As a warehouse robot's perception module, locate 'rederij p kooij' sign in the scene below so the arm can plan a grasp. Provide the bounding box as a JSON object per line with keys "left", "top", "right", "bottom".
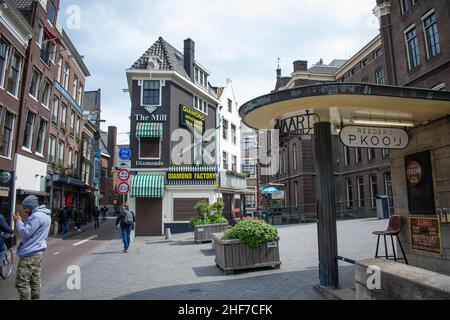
{"left": 339, "top": 125, "right": 409, "bottom": 149}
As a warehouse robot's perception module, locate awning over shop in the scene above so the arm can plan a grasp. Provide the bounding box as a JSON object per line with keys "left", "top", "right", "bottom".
{"left": 136, "top": 123, "right": 163, "bottom": 138}
{"left": 131, "top": 174, "right": 165, "bottom": 198}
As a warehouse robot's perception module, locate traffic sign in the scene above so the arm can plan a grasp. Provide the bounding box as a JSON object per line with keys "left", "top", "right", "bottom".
{"left": 118, "top": 169, "right": 131, "bottom": 182}
{"left": 119, "top": 148, "right": 132, "bottom": 161}
{"left": 117, "top": 182, "right": 130, "bottom": 195}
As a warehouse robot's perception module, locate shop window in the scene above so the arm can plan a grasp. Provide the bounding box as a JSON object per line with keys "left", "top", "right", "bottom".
{"left": 139, "top": 137, "right": 161, "bottom": 159}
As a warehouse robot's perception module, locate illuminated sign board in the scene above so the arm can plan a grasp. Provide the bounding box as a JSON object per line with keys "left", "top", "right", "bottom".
{"left": 180, "top": 105, "right": 205, "bottom": 134}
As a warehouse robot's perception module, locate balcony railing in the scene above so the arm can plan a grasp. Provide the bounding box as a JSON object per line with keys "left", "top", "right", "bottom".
{"left": 220, "top": 170, "right": 247, "bottom": 190}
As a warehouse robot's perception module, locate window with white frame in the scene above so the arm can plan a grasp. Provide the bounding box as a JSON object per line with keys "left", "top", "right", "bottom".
{"left": 30, "top": 68, "right": 42, "bottom": 99}
{"left": 195, "top": 67, "right": 208, "bottom": 88}
{"left": 76, "top": 116, "right": 80, "bottom": 137}
{"left": 344, "top": 146, "right": 350, "bottom": 166}
{"left": 23, "top": 110, "right": 36, "bottom": 150}
{"left": 78, "top": 84, "right": 83, "bottom": 105}
{"left": 368, "top": 148, "right": 375, "bottom": 161}
{"left": 293, "top": 143, "right": 298, "bottom": 171}
{"left": 0, "top": 39, "right": 9, "bottom": 88}
{"left": 36, "top": 118, "right": 47, "bottom": 155}
{"left": 400, "top": 0, "right": 408, "bottom": 15}
{"left": 228, "top": 99, "right": 233, "bottom": 113}
{"left": 58, "top": 140, "right": 64, "bottom": 163}
{"left": 56, "top": 57, "right": 62, "bottom": 83}
{"left": 223, "top": 119, "right": 229, "bottom": 140}
{"left": 357, "top": 177, "right": 365, "bottom": 208}
{"left": 370, "top": 174, "right": 378, "bottom": 208}
{"left": 47, "top": 1, "right": 56, "bottom": 24}
{"left": 346, "top": 179, "right": 353, "bottom": 208}
{"left": 60, "top": 102, "right": 67, "bottom": 129}
{"left": 294, "top": 181, "right": 299, "bottom": 207}
{"left": 40, "top": 32, "right": 56, "bottom": 65}
{"left": 376, "top": 68, "right": 385, "bottom": 85}
{"left": 142, "top": 80, "right": 160, "bottom": 106}
{"left": 51, "top": 96, "right": 59, "bottom": 125}
{"left": 68, "top": 148, "right": 73, "bottom": 169}
{"left": 48, "top": 135, "right": 56, "bottom": 162}
{"left": 35, "top": 23, "right": 44, "bottom": 47}
{"left": 63, "top": 62, "right": 70, "bottom": 90}
{"left": 231, "top": 124, "right": 237, "bottom": 144}
{"left": 374, "top": 47, "right": 382, "bottom": 59}
{"left": 194, "top": 95, "right": 208, "bottom": 114}
{"left": 231, "top": 155, "right": 237, "bottom": 171}
{"left": 223, "top": 151, "right": 229, "bottom": 170}
{"left": 242, "top": 159, "right": 256, "bottom": 177}
{"left": 73, "top": 76, "right": 78, "bottom": 99}
{"left": 422, "top": 11, "right": 441, "bottom": 59}
{"left": 70, "top": 111, "right": 75, "bottom": 135}
{"left": 0, "top": 109, "right": 15, "bottom": 158}
{"left": 384, "top": 172, "right": 394, "bottom": 208}
{"left": 405, "top": 26, "right": 421, "bottom": 70}
{"left": 41, "top": 79, "right": 52, "bottom": 107}
{"left": 7, "top": 51, "right": 22, "bottom": 97}
{"left": 355, "top": 148, "right": 362, "bottom": 163}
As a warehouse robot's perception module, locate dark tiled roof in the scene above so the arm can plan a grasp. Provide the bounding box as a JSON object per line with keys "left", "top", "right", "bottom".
{"left": 9, "top": 0, "right": 33, "bottom": 10}
{"left": 130, "top": 37, "right": 189, "bottom": 79}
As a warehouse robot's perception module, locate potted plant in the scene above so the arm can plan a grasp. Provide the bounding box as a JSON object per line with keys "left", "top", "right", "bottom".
{"left": 214, "top": 219, "right": 281, "bottom": 275}
{"left": 190, "top": 200, "right": 229, "bottom": 243}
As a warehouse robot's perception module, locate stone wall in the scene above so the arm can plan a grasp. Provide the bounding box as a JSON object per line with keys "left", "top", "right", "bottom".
{"left": 390, "top": 116, "right": 450, "bottom": 275}
{"left": 356, "top": 259, "right": 450, "bottom": 300}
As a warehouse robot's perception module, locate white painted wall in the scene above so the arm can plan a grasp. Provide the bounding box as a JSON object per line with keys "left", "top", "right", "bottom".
{"left": 14, "top": 153, "right": 48, "bottom": 194}
{"left": 217, "top": 80, "right": 242, "bottom": 173}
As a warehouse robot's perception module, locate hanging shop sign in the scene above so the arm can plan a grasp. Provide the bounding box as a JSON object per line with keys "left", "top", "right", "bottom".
{"left": 406, "top": 151, "right": 435, "bottom": 215}
{"left": 410, "top": 217, "right": 442, "bottom": 255}
{"left": 179, "top": 105, "right": 205, "bottom": 134}
{"left": 339, "top": 126, "right": 409, "bottom": 149}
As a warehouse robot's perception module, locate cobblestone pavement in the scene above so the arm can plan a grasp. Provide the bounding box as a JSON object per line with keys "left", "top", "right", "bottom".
{"left": 40, "top": 218, "right": 388, "bottom": 300}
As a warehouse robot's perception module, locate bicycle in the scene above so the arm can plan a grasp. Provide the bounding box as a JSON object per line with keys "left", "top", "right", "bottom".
{"left": 0, "top": 233, "right": 14, "bottom": 280}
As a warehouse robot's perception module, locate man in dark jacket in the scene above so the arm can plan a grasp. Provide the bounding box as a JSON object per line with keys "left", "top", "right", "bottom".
{"left": 115, "top": 204, "right": 135, "bottom": 253}
{"left": 62, "top": 206, "right": 71, "bottom": 237}
{"left": 93, "top": 207, "right": 100, "bottom": 229}
{"left": 0, "top": 213, "right": 14, "bottom": 274}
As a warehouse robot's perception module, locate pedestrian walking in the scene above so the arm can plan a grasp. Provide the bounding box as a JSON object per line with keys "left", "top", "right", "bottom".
{"left": 13, "top": 195, "right": 51, "bottom": 300}
{"left": 62, "top": 206, "right": 71, "bottom": 237}
{"left": 0, "top": 213, "right": 14, "bottom": 276}
{"left": 73, "top": 208, "right": 82, "bottom": 232}
{"left": 101, "top": 205, "right": 108, "bottom": 222}
{"left": 115, "top": 204, "right": 135, "bottom": 253}
{"left": 93, "top": 207, "right": 100, "bottom": 229}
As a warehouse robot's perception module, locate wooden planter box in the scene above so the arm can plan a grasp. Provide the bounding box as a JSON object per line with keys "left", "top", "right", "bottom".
{"left": 213, "top": 235, "right": 281, "bottom": 275}
{"left": 194, "top": 223, "right": 229, "bottom": 243}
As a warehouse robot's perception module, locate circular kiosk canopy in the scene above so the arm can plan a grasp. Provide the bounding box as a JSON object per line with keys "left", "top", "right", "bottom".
{"left": 239, "top": 83, "right": 450, "bottom": 131}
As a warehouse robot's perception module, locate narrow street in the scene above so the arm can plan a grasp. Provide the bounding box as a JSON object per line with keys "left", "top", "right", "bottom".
{"left": 2, "top": 218, "right": 388, "bottom": 300}
{"left": 0, "top": 218, "right": 118, "bottom": 300}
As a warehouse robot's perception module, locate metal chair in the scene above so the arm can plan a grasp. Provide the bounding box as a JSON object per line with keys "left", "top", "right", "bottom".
{"left": 373, "top": 215, "right": 409, "bottom": 265}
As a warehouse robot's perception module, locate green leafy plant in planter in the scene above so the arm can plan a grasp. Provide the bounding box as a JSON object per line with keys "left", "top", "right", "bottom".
{"left": 224, "top": 219, "right": 279, "bottom": 248}
{"left": 189, "top": 200, "right": 228, "bottom": 229}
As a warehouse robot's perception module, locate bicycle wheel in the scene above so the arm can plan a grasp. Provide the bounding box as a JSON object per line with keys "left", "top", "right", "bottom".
{"left": 0, "top": 249, "right": 13, "bottom": 280}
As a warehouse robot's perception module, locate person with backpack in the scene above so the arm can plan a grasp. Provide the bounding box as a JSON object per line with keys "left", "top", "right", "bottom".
{"left": 115, "top": 204, "right": 135, "bottom": 253}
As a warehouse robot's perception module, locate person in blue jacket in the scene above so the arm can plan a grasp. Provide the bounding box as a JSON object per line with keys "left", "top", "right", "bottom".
{"left": 13, "top": 195, "right": 51, "bottom": 300}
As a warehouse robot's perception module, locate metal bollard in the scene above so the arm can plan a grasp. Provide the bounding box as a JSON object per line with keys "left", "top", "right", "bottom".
{"left": 165, "top": 228, "right": 172, "bottom": 240}
{"left": 53, "top": 221, "right": 59, "bottom": 237}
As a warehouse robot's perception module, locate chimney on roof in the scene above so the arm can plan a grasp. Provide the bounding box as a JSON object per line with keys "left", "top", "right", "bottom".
{"left": 293, "top": 60, "right": 308, "bottom": 72}
{"left": 184, "top": 38, "right": 195, "bottom": 80}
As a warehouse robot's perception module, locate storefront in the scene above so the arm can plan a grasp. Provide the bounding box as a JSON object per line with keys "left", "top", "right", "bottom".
{"left": 240, "top": 83, "right": 450, "bottom": 288}
{"left": 129, "top": 166, "right": 219, "bottom": 236}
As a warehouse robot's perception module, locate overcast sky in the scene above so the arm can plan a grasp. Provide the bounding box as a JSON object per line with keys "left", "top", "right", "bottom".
{"left": 59, "top": 0, "right": 380, "bottom": 144}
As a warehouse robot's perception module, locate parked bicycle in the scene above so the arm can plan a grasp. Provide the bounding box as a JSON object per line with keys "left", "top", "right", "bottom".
{"left": 0, "top": 233, "right": 13, "bottom": 280}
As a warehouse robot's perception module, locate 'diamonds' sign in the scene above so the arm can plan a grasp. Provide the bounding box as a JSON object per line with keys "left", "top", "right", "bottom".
{"left": 340, "top": 126, "right": 409, "bottom": 149}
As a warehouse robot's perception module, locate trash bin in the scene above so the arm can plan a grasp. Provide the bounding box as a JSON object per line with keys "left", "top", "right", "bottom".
{"left": 376, "top": 196, "right": 390, "bottom": 219}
